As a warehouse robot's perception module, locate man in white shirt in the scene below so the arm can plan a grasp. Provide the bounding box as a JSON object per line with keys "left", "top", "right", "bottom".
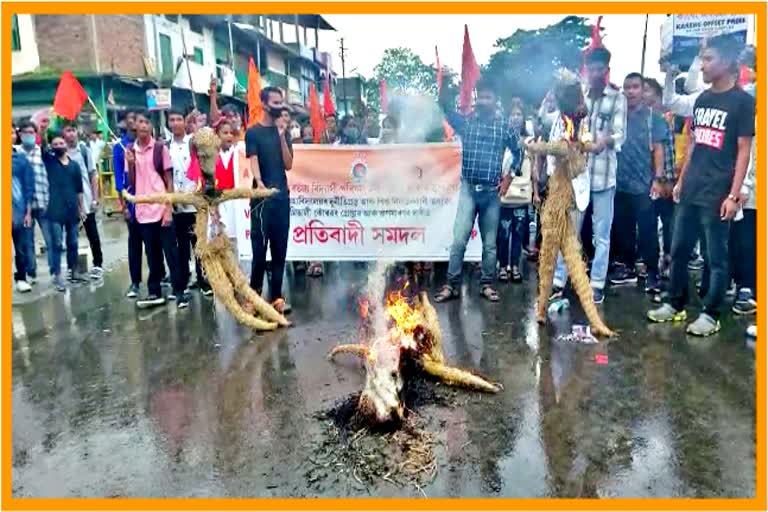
{"left": 167, "top": 108, "right": 210, "bottom": 295}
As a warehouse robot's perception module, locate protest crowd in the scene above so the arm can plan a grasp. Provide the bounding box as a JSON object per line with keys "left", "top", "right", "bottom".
{"left": 11, "top": 22, "right": 757, "bottom": 340}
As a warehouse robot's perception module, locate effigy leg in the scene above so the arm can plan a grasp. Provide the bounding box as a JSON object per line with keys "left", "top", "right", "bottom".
{"left": 560, "top": 225, "right": 615, "bottom": 337}
{"left": 536, "top": 221, "right": 560, "bottom": 323}
{"left": 420, "top": 359, "right": 501, "bottom": 393}
{"left": 204, "top": 256, "right": 278, "bottom": 331}
{"left": 327, "top": 344, "right": 369, "bottom": 361}
{"left": 218, "top": 245, "right": 290, "bottom": 327}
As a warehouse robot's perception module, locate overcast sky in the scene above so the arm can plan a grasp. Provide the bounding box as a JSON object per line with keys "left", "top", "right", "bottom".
{"left": 318, "top": 14, "right": 756, "bottom": 87}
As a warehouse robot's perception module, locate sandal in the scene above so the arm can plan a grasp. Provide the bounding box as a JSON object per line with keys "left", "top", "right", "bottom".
{"left": 499, "top": 267, "right": 510, "bottom": 282}
{"left": 434, "top": 285, "right": 459, "bottom": 303}
{"left": 272, "top": 298, "right": 292, "bottom": 315}
{"left": 511, "top": 266, "right": 523, "bottom": 283}
{"left": 480, "top": 285, "right": 500, "bottom": 302}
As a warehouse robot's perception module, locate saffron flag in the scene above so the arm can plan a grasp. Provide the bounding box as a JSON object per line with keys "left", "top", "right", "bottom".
{"left": 459, "top": 25, "right": 480, "bottom": 115}
{"left": 309, "top": 83, "right": 326, "bottom": 144}
{"left": 379, "top": 80, "right": 387, "bottom": 114}
{"left": 323, "top": 75, "right": 336, "bottom": 117}
{"left": 435, "top": 46, "right": 455, "bottom": 141}
{"left": 52, "top": 71, "right": 88, "bottom": 120}
{"left": 247, "top": 57, "right": 263, "bottom": 128}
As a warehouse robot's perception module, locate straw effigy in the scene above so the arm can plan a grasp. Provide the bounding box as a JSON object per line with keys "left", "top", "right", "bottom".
{"left": 123, "top": 127, "right": 289, "bottom": 331}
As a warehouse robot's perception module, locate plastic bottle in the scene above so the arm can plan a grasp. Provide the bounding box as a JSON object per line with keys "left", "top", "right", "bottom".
{"left": 547, "top": 298, "right": 570, "bottom": 314}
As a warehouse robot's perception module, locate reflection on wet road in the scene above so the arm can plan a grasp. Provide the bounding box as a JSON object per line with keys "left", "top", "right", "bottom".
{"left": 11, "top": 262, "right": 756, "bottom": 497}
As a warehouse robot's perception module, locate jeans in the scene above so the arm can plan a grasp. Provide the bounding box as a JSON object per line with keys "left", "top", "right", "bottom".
{"left": 655, "top": 197, "right": 675, "bottom": 256}
{"left": 730, "top": 209, "right": 756, "bottom": 293}
{"left": 497, "top": 206, "right": 527, "bottom": 269}
{"left": 24, "top": 208, "right": 52, "bottom": 278}
{"left": 48, "top": 220, "right": 80, "bottom": 277}
{"left": 613, "top": 191, "right": 659, "bottom": 274}
{"left": 250, "top": 196, "right": 290, "bottom": 302}
{"left": 12, "top": 223, "right": 28, "bottom": 281}
{"left": 447, "top": 181, "right": 501, "bottom": 287}
{"left": 668, "top": 203, "right": 730, "bottom": 318}
{"left": 139, "top": 221, "right": 184, "bottom": 297}
{"left": 83, "top": 212, "right": 103, "bottom": 268}
{"left": 553, "top": 187, "right": 615, "bottom": 290}
{"left": 174, "top": 212, "right": 205, "bottom": 288}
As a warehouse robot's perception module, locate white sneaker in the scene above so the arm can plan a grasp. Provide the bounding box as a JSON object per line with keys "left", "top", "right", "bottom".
{"left": 90, "top": 266, "right": 104, "bottom": 280}
{"left": 27, "top": 276, "right": 37, "bottom": 285}
{"left": 15, "top": 281, "right": 32, "bottom": 293}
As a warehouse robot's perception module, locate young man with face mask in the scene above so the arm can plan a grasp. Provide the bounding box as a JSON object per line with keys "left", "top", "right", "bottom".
{"left": 62, "top": 121, "right": 102, "bottom": 281}
{"left": 41, "top": 132, "right": 85, "bottom": 292}
{"left": 648, "top": 36, "right": 755, "bottom": 336}
{"left": 609, "top": 73, "right": 670, "bottom": 295}
{"left": 245, "top": 86, "right": 294, "bottom": 315}
{"left": 17, "top": 120, "right": 52, "bottom": 284}
{"left": 550, "top": 47, "right": 626, "bottom": 305}
{"left": 434, "top": 78, "right": 521, "bottom": 304}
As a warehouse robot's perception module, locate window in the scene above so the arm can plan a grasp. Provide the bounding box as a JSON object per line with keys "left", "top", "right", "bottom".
{"left": 163, "top": 14, "right": 177, "bottom": 22}
{"left": 193, "top": 47, "right": 204, "bottom": 65}
{"left": 188, "top": 17, "right": 204, "bottom": 35}
{"left": 11, "top": 15, "right": 21, "bottom": 51}
{"left": 159, "top": 33, "right": 174, "bottom": 79}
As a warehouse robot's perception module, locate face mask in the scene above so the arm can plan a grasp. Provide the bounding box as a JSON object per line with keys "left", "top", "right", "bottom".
{"left": 268, "top": 106, "right": 284, "bottom": 118}
{"left": 343, "top": 127, "right": 360, "bottom": 141}
{"left": 53, "top": 147, "right": 67, "bottom": 157}
{"left": 290, "top": 127, "right": 301, "bottom": 139}
{"left": 21, "top": 134, "right": 36, "bottom": 148}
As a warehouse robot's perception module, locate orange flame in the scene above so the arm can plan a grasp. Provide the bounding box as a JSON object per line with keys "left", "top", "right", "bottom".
{"left": 385, "top": 285, "right": 421, "bottom": 351}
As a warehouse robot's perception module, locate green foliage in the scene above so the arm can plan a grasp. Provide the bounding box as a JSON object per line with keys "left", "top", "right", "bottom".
{"left": 484, "top": 16, "right": 597, "bottom": 111}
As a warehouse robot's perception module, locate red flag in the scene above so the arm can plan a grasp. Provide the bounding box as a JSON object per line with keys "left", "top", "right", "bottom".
{"left": 247, "top": 57, "right": 263, "bottom": 128}
{"left": 435, "top": 46, "right": 455, "bottom": 141}
{"left": 322, "top": 75, "right": 336, "bottom": 117}
{"left": 52, "top": 71, "right": 88, "bottom": 120}
{"left": 379, "top": 80, "right": 387, "bottom": 113}
{"left": 459, "top": 25, "right": 480, "bottom": 115}
{"left": 309, "top": 82, "right": 326, "bottom": 144}
{"left": 738, "top": 65, "right": 752, "bottom": 86}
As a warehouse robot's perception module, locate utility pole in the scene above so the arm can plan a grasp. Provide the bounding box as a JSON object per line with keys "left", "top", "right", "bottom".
{"left": 339, "top": 37, "right": 347, "bottom": 116}
{"left": 641, "top": 14, "right": 649, "bottom": 76}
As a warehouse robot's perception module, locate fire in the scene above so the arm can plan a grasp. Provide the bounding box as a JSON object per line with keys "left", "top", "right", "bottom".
{"left": 385, "top": 285, "right": 421, "bottom": 351}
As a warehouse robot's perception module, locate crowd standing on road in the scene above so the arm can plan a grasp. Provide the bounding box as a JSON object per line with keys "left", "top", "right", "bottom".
{"left": 11, "top": 35, "right": 757, "bottom": 340}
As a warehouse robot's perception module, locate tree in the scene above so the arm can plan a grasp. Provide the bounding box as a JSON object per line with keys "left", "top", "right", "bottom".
{"left": 483, "top": 16, "right": 600, "bottom": 111}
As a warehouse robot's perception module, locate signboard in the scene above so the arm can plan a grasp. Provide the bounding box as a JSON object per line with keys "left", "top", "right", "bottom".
{"left": 233, "top": 144, "right": 483, "bottom": 262}
{"left": 661, "top": 15, "right": 749, "bottom": 67}
{"left": 146, "top": 89, "right": 172, "bottom": 111}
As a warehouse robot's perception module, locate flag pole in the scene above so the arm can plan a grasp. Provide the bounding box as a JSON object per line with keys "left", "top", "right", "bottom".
{"left": 641, "top": 14, "right": 649, "bottom": 76}
{"left": 179, "top": 16, "right": 198, "bottom": 111}
{"left": 86, "top": 95, "right": 124, "bottom": 150}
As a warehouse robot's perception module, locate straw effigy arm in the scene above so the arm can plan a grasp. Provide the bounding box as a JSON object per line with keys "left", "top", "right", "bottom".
{"left": 212, "top": 187, "right": 279, "bottom": 206}
{"left": 525, "top": 140, "right": 594, "bottom": 157}
{"left": 122, "top": 190, "right": 206, "bottom": 209}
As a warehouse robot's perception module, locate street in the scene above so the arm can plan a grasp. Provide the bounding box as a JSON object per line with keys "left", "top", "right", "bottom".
{"left": 10, "top": 226, "right": 756, "bottom": 498}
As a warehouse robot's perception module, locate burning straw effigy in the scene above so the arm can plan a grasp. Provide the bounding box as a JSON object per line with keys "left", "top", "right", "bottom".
{"left": 329, "top": 286, "right": 501, "bottom": 426}
{"left": 123, "top": 127, "right": 289, "bottom": 331}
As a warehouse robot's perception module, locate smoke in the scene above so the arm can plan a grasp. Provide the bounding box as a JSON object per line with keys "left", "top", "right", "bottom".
{"left": 387, "top": 93, "right": 446, "bottom": 143}
{"left": 365, "top": 259, "right": 394, "bottom": 340}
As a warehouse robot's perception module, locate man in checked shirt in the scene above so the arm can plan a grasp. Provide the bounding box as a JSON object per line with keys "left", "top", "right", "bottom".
{"left": 549, "top": 47, "right": 626, "bottom": 305}
{"left": 434, "top": 78, "right": 520, "bottom": 303}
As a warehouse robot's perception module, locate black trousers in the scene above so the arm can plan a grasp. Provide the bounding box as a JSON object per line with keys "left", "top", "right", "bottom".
{"left": 127, "top": 217, "right": 144, "bottom": 286}
{"left": 12, "top": 223, "right": 28, "bottom": 281}
{"left": 83, "top": 212, "right": 103, "bottom": 268}
{"left": 250, "top": 196, "right": 290, "bottom": 302}
{"left": 654, "top": 197, "right": 675, "bottom": 257}
{"left": 174, "top": 212, "right": 205, "bottom": 288}
{"left": 139, "top": 220, "right": 184, "bottom": 297}
{"left": 669, "top": 203, "right": 730, "bottom": 318}
{"left": 730, "top": 209, "right": 756, "bottom": 293}
{"left": 497, "top": 206, "right": 527, "bottom": 268}
{"left": 613, "top": 191, "right": 659, "bottom": 273}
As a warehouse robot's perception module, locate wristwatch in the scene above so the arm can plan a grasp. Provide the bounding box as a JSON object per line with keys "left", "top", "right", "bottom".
{"left": 727, "top": 193, "right": 739, "bottom": 202}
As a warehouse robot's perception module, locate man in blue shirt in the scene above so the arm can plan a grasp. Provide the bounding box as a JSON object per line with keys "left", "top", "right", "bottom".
{"left": 610, "top": 72, "right": 670, "bottom": 294}
{"left": 113, "top": 109, "right": 144, "bottom": 298}
{"left": 434, "top": 78, "right": 520, "bottom": 303}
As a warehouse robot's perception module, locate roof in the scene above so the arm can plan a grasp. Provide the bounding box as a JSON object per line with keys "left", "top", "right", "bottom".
{"left": 265, "top": 15, "right": 335, "bottom": 31}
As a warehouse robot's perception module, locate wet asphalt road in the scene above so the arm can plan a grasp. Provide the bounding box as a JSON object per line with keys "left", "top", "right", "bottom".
{"left": 11, "top": 257, "right": 756, "bottom": 498}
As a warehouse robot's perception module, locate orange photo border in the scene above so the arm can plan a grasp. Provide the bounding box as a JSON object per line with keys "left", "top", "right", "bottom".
{"left": 2, "top": 2, "right": 765, "bottom": 511}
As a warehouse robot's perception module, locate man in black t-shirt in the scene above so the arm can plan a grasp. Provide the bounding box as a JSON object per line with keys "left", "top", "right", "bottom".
{"left": 648, "top": 36, "right": 755, "bottom": 336}
{"left": 245, "top": 86, "right": 294, "bottom": 315}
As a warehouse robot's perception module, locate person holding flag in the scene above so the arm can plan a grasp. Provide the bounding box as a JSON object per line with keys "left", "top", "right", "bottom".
{"left": 433, "top": 25, "right": 520, "bottom": 304}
